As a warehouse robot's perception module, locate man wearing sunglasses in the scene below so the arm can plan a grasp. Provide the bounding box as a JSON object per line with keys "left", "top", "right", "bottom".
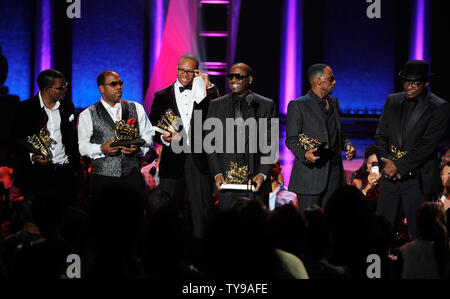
{"left": 14, "top": 69, "right": 80, "bottom": 237}
{"left": 148, "top": 53, "right": 219, "bottom": 239}
{"left": 375, "top": 60, "right": 449, "bottom": 238}
{"left": 206, "top": 63, "right": 277, "bottom": 211}
{"left": 286, "top": 64, "right": 355, "bottom": 212}
{"left": 78, "top": 70, "right": 155, "bottom": 205}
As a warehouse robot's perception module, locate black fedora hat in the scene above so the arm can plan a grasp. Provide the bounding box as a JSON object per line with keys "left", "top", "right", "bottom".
{"left": 399, "top": 60, "right": 434, "bottom": 81}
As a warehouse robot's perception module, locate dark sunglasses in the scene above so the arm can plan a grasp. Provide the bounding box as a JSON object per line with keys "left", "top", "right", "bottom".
{"left": 104, "top": 80, "right": 124, "bottom": 87}
{"left": 52, "top": 81, "right": 69, "bottom": 91}
{"left": 402, "top": 81, "right": 423, "bottom": 88}
{"left": 227, "top": 73, "right": 249, "bottom": 80}
{"left": 321, "top": 76, "right": 335, "bottom": 82}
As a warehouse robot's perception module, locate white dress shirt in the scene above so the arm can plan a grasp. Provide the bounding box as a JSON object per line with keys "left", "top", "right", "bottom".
{"left": 161, "top": 78, "right": 208, "bottom": 146}
{"left": 78, "top": 98, "right": 154, "bottom": 159}
{"left": 35, "top": 92, "right": 69, "bottom": 165}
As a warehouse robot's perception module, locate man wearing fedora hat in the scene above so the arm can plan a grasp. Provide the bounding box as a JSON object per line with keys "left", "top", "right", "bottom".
{"left": 375, "top": 60, "right": 449, "bottom": 238}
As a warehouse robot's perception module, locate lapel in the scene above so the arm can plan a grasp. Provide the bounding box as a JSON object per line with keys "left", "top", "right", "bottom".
{"left": 305, "top": 92, "right": 327, "bottom": 141}
{"left": 393, "top": 96, "right": 406, "bottom": 147}
{"left": 169, "top": 83, "right": 181, "bottom": 117}
{"left": 31, "top": 95, "right": 49, "bottom": 128}
{"left": 404, "top": 92, "right": 430, "bottom": 143}
{"left": 329, "top": 97, "right": 342, "bottom": 146}
{"left": 121, "top": 100, "right": 129, "bottom": 121}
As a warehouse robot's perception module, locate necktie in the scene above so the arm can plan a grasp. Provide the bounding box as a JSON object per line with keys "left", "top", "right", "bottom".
{"left": 179, "top": 85, "right": 192, "bottom": 93}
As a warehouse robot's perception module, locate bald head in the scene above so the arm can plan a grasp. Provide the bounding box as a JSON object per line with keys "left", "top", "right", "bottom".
{"left": 97, "top": 70, "right": 118, "bottom": 86}
{"left": 231, "top": 63, "right": 253, "bottom": 76}
{"left": 228, "top": 63, "right": 253, "bottom": 97}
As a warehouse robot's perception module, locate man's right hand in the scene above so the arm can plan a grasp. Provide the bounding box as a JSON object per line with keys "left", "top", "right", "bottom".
{"left": 215, "top": 174, "right": 225, "bottom": 190}
{"left": 101, "top": 140, "right": 122, "bottom": 156}
{"left": 31, "top": 154, "right": 50, "bottom": 165}
{"left": 162, "top": 132, "right": 181, "bottom": 143}
{"left": 305, "top": 148, "right": 320, "bottom": 163}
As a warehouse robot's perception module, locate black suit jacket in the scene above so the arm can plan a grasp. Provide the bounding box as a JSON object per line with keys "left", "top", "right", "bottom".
{"left": 149, "top": 83, "right": 219, "bottom": 178}
{"left": 14, "top": 95, "right": 80, "bottom": 190}
{"left": 206, "top": 92, "right": 277, "bottom": 195}
{"left": 285, "top": 90, "right": 352, "bottom": 195}
{"left": 374, "top": 91, "right": 449, "bottom": 194}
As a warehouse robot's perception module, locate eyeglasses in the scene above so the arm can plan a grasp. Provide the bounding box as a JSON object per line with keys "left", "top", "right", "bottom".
{"left": 52, "top": 81, "right": 69, "bottom": 91}
{"left": 177, "top": 68, "right": 195, "bottom": 76}
{"left": 320, "top": 76, "right": 335, "bottom": 82}
{"left": 104, "top": 80, "right": 124, "bottom": 87}
{"left": 227, "top": 73, "right": 249, "bottom": 80}
{"left": 402, "top": 81, "right": 423, "bottom": 88}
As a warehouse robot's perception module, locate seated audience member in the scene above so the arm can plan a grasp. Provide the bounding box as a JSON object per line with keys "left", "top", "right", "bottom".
{"left": 85, "top": 184, "right": 146, "bottom": 279}
{"left": 140, "top": 147, "right": 159, "bottom": 195}
{"left": 400, "top": 202, "right": 449, "bottom": 279}
{"left": 269, "top": 204, "right": 305, "bottom": 259}
{"left": 268, "top": 161, "right": 298, "bottom": 211}
{"left": 324, "top": 185, "right": 393, "bottom": 279}
{"left": 302, "top": 206, "right": 350, "bottom": 279}
{"left": 141, "top": 190, "right": 189, "bottom": 279}
{"left": 439, "top": 162, "right": 450, "bottom": 211}
{"left": 350, "top": 145, "right": 381, "bottom": 211}
{"left": 205, "top": 199, "right": 308, "bottom": 279}
{"left": 440, "top": 146, "right": 450, "bottom": 170}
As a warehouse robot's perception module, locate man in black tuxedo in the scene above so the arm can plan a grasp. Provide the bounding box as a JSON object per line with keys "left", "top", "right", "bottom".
{"left": 206, "top": 63, "right": 277, "bottom": 211}
{"left": 14, "top": 69, "right": 80, "bottom": 237}
{"left": 286, "top": 64, "right": 356, "bottom": 212}
{"left": 375, "top": 60, "right": 449, "bottom": 238}
{"left": 148, "top": 53, "right": 219, "bottom": 239}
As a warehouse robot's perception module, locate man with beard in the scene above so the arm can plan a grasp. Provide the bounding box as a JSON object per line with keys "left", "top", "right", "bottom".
{"left": 206, "top": 63, "right": 277, "bottom": 211}
{"left": 285, "top": 64, "right": 356, "bottom": 212}
{"left": 78, "top": 70, "right": 154, "bottom": 203}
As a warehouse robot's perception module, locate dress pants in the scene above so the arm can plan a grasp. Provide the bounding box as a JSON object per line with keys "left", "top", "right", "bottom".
{"left": 297, "top": 163, "right": 343, "bottom": 213}
{"left": 377, "top": 176, "right": 434, "bottom": 239}
{"left": 158, "top": 154, "right": 215, "bottom": 239}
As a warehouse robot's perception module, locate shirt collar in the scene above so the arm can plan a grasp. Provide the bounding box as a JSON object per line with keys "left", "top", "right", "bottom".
{"left": 39, "top": 92, "right": 60, "bottom": 110}
{"left": 308, "top": 90, "right": 326, "bottom": 104}
{"left": 100, "top": 98, "right": 121, "bottom": 110}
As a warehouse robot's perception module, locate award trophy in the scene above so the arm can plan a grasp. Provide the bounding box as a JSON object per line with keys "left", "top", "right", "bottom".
{"left": 111, "top": 118, "right": 146, "bottom": 147}
{"left": 22, "top": 127, "right": 55, "bottom": 158}
{"left": 385, "top": 145, "right": 408, "bottom": 181}
{"left": 153, "top": 108, "right": 181, "bottom": 135}
{"left": 219, "top": 161, "right": 256, "bottom": 191}
{"left": 297, "top": 133, "right": 326, "bottom": 155}
{"left": 388, "top": 145, "right": 407, "bottom": 161}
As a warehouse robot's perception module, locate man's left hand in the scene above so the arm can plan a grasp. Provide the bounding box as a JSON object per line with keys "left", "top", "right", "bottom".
{"left": 121, "top": 144, "right": 140, "bottom": 155}
{"left": 345, "top": 145, "right": 356, "bottom": 161}
{"left": 194, "top": 69, "right": 212, "bottom": 88}
{"left": 381, "top": 157, "right": 398, "bottom": 178}
{"left": 251, "top": 174, "right": 264, "bottom": 192}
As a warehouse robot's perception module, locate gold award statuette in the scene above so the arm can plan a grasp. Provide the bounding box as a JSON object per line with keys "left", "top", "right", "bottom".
{"left": 24, "top": 127, "right": 55, "bottom": 158}
{"left": 298, "top": 133, "right": 322, "bottom": 151}
{"left": 153, "top": 108, "right": 181, "bottom": 135}
{"left": 111, "top": 119, "right": 146, "bottom": 147}
{"left": 220, "top": 162, "right": 255, "bottom": 191}
{"left": 388, "top": 145, "right": 407, "bottom": 161}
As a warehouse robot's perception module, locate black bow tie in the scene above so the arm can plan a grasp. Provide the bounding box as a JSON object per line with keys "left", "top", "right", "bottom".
{"left": 179, "top": 85, "right": 192, "bottom": 93}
